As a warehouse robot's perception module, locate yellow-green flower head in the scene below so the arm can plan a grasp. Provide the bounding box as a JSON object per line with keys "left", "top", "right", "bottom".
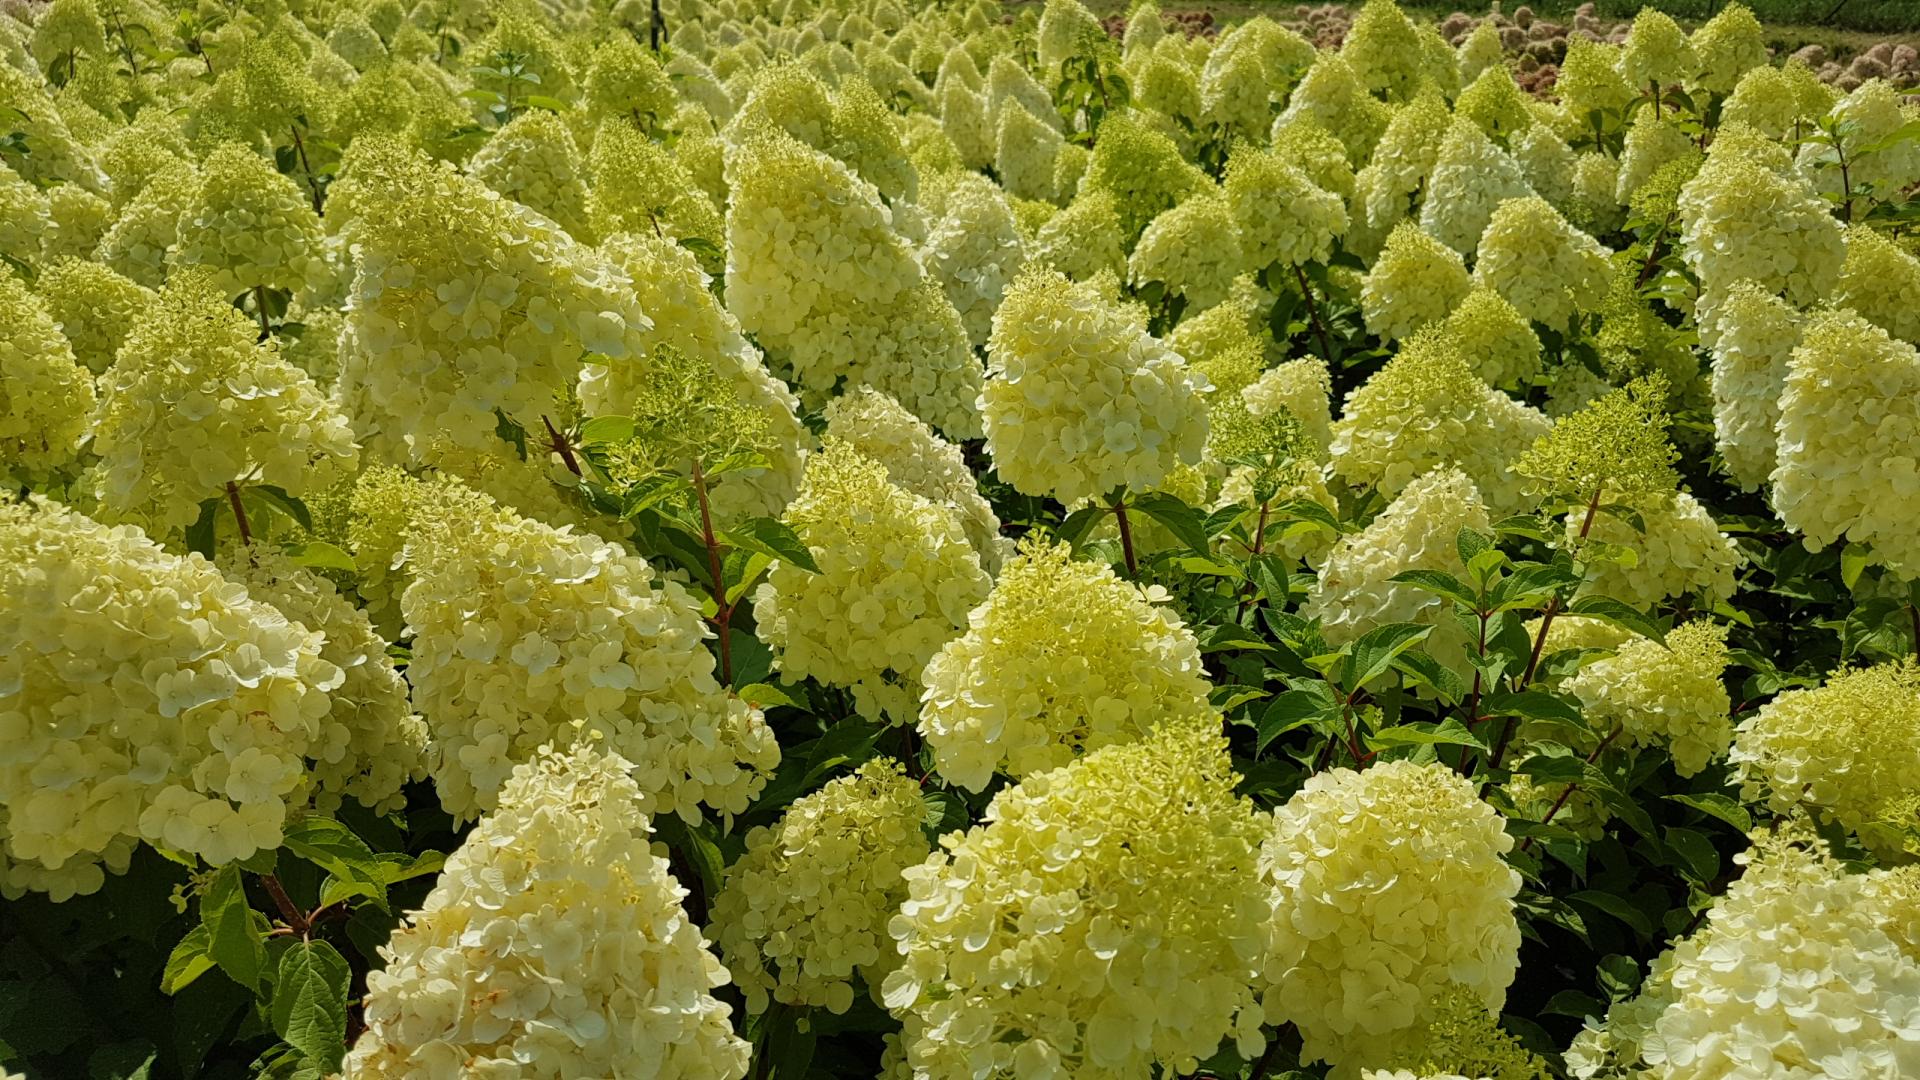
{"left": 1122, "top": 0, "right": 1166, "bottom": 55}
{"left": 1688, "top": 1, "right": 1768, "bottom": 96}
{"left": 924, "top": 172, "right": 1028, "bottom": 347}
{"left": 469, "top": 4, "right": 577, "bottom": 105}
{"left": 755, "top": 440, "right": 990, "bottom": 725}
{"left": 1679, "top": 134, "right": 1846, "bottom": 309}
{"left": 1515, "top": 375, "right": 1679, "bottom": 508}
{"left": 886, "top": 721, "right": 1271, "bottom": 1079}
{"left": 1083, "top": 110, "right": 1210, "bottom": 244}
{"left": 1720, "top": 62, "right": 1832, "bottom": 142}
{"left": 1455, "top": 65, "right": 1535, "bottom": 148}
{"left": 712, "top": 759, "right": 931, "bottom": 1015}
{"left": 1771, "top": 310, "right": 1920, "bottom": 575}
{"left": 400, "top": 478, "right": 778, "bottom": 823}
{"left": 1442, "top": 286, "right": 1542, "bottom": 389}
{"left": 587, "top": 119, "right": 724, "bottom": 255}
{"left": 1129, "top": 190, "right": 1244, "bottom": 311}
{"left": 31, "top": 257, "right": 152, "bottom": 376}
{"left": 0, "top": 274, "right": 93, "bottom": 484}
{"left": 1349, "top": 91, "right": 1452, "bottom": 251}
{"left": 1472, "top": 195, "right": 1612, "bottom": 331}
{"left": 584, "top": 34, "right": 677, "bottom": 128}
{"left": 723, "top": 126, "right": 983, "bottom": 437}
{"left": 982, "top": 264, "right": 1211, "bottom": 504}
{"left": 467, "top": 109, "right": 594, "bottom": 242}
{"left": 1510, "top": 121, "right": 1580, "bottom": 212}
{"left": 39, "top": 182, "right": 108, "bottom": 265}
{"left": 344, "top": 743, "right": 751, "bottom": 1080}
{"left": 1243, "top": 356, "right": 1335, "bottom": 457}
{"left": 1456, "top": 18, "right": 1505, "bottom": 86}
{"left": 668, "top": 53, "right": 737, "bottom": 128}
{"left": 0, "top": 62, "right": 102, "bottom": 192}
{"left": 1028, "top": 187, "right": 1127, "bottom": 281}
{"left": 828, "top": 75, "right": 921, "bottom": 208}
{"left": 1304, "top": 466, "right": 1490, "bottom": 663}
{"left": 1261, "top": 760, "right": 1522, "bottom": 1077}
{"left": 88, "top": 272, "right": 356, "bottom": 537}
{"left": 1835, "top": 224, "right": 1920, "bottom": 344}
{"left": 937, "top": 80, "right": 994, "bottom": 171}
{"left": 1615, "top": 113, "right": 1700, "bottom": 204}
{"left": 1273, "top": 52, "right": 1389, "bottom": 166}
{"left": 1800, "top": 80, "right": 1920, "bottom": 210}
{"left": 336, "top": 140, "right": 650, "bottom": 462}
{"left": 1556, "top": 37, "right": 1636, "bottom": 118}
{"left": 1594, "top": 262, "right": 1697, "bottom": 391}
{"left": 1566, "top": 620, "right": 1733, "bottom": 777}
{"left": 987, "top": 53, "right": 1062, "bottom": 139}
{"left": 587, "top": 231, "right": 807, "bottom": 521}
{"left": 97, "top": 160, "right": 197, "bottom": 288}
{"left": 1581, "top": 491, "right": 1740, "bottom": 610}
{"left": 1362, "top": 222, "right": 1472, "bottom": 343}
{"left": 167, "top": 143, "right": 323, "bottom": 298}
{"left": 0, "top": 496, "right": 343, "bottom": 899}
{"left": 1036, "top": 0, "right": 1102, "bottom": 72}
{"left": 29, "top": 0, "right": 106, "bottom": 74}
{"left": 1376, "top": 983, "right": 1555, "bottom": 1080}
{"left": 1420, "top": 117, "right": 1534, "bottom": 257}
{"left": 1700, "top": 281, "right": 1797, "bottom": 492}
{"left": 823, "top": 386, "right": 1009, "bottom": 573}
{"left": 725, "top": 60, "right": 833, "bottom": 151}
{"left": 1567, "top": 150, "right": 1626, "bottom": 236}
{"left": 1619, "top": 9, "right": 1698, "bottom": 91}
{"left": 1734, "top": 660, "right": 1920, "bottom": 860}
{"left": 1330, "top": 330, "right": 1552, "bottom": 515}
{"left": 0, "top": 161, "right": 49, "bottom": 267}
{"left": 918, "top": 536, "right": 1211, "bottom": 790}
{"left": 1341, "top": 0, "right": 1429, "bottom": 103}
{"left": 1225, "top": 141, "right": 1346, "bottom": 271}
{"left": 326, "top": 11, "right": 387, "bottom": 71}
{"left": 1271, "top": 117, "right": 1357, "bottom": 201}
{"left": 215, "top": 546, "right": 426, "bottom": 816}
{"left": 1133, "top": 51, "right": 1202, "bottom": 131}
{"left": 995, "top": 101, "right": 1066, "bottom": 202}
{"left": 1574, "top": 830, "right": 1920, "bottom": 1079}
{"left": 1201, "top": 36, "right": 1279, "bottom": 139}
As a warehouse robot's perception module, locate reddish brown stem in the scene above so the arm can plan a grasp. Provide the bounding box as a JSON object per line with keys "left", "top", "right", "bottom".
{"left": 225, "top": 481, "right": 252, "bottom": 545}
{"left": 1518, "top": 726, "right": 1622, "bottom": 854}
{"left": 1112, "top": 495, "right": 1138, "bottom": 578}
{"left": 1235, "top": 499, "right": 1272, "bottom": 621}
{"left": 692, "top": 461, "right": 732, "bottom": 686}
{"left": 542, "top": 414, "right": 582, "bottom": 477}
{"left": 259, "top": 874, "right": 309, "bottom": 938}
{"left": 1292, "top": 263, "right": 1332, "bottom": 363}
{"left": 1490, "top": 486, "right": 1604, "bottom": 772}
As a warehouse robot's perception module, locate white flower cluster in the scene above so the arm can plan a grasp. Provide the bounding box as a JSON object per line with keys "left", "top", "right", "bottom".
{"left": 919, "top": 538, "right": 1212, "bottom": 791}
{"left": 1676, "top": 131, "right": 1845, "bottom": 310}
{"left": 822, "top": 386, "right": 1009, "bottom": 572}
{"left": 167, "top": 142, "right": 324, "bottom": 298}
{"left": 466, "top": 109, "right": 594, "bottom": 242}
{"left": 1579, "top": 492, "right": 1740, "bottom": 609}
{"left": 1834, "top": 224, "right": 1920, "bottom": 344}
{"left": 1702, "top": 281, "right": 1799, "bottom": 492}
{"left": 711, "top": 758, "right": 930, "bottom": 1015}
{"left": 1472, "top": 196, "right": 1612, "bottom": 332}
{"left": 1771, "top": 310, "right": 1920, "bottom": 576}
{"left": 1261, "top": 760, "right": 1522, "bottom": 1076}
{"left": 1732, "top": 660, "right": 1920, "bottom": 859}
{"left": 1564, "top": 620, "right": 1732, "bottom": 777}
{"left": 88, "top": 273, "right": 358, "bottom": 537}
{"left": 1360, "top": 222, "right": 1472, "bottom": 344}
{"left": 755, "top": 441, "right": 991, "bottom": 725}
{"left": 344, "top": 743, "right": 751, "bottom": 1080}
{"left": 1303, "top": 467, "right": 1490, "bottom": 667}
{"left": 31, "top": 256, "right": 153, "bottom": 375}
{"left": 982, "top": 265, "right": 1210, "bottom": 505}
{"left": 1242, "top": 356, "right": 1336, "bottom": 456}
{"left": 923, "top": 172, "right": 1028, "bottom": 347}
{"left": 0, "top": 498, "right": 342, "bottom": 899}
{"left": 0, "top": 275, "right": 93, "bottom": 485}
{"left": 885, "top": 721, "right": 1271, "bottom": 1080}
{"left": 1441, "top": 286, "right": 1542, "bottom": 390}
{"left": 1223, "top": 142, "right": 1347, "bottom": 271}
{"left": 1130, "top": 191, "right": 1245, "bottom": 312}
{"left": 1419, "top": 117, "right": 1532, "bottom": 256}
{"left": 401, "top": 479, "right": 779, "bottom": 823}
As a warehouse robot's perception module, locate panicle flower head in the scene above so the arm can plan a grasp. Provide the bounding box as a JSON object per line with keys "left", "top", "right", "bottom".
{"left": 1733, "top": 660, "right": 1920, "bottom": 859}
{"left": 712, "top": 758, "right": 931, "bottom": 1015}
{"left": 1129, "top": 190, "right": 1244, "bottom": 311}
{"left": 466, "top": 109, "right": 594, "bottom": 242}
{"left": 97, "top": 161, "right": 196, "bottom": 288}
{"left": 1834, "top": 224, "right": 1920, "bottom": 344}
{"left": 1702, "top": 281, "right": 1798, "bottom": 491}
{"left": 1420, "top": 117, "right": 1534, "bottom": 257}
{"left": 1473, "top": 195, "right": 1613, "bottom": 331}
{"left": 1689, "top": 1, "right": 1769, "bottom": 96}
{"left": 886, "top": 721, "right": 1271, "bottom": 1080}
{"left": 1261, "top": 760, "right": 1522, "bottom": 1077}
{"left": 755, "top": 441, "right": 991, "bottom": 725}
{"left": 1341, "top": 0, "right": 1429, "bottom": 103}
{"left": 1580, "top": 491, "right": 1740, "bottom": 610}
{"left": 587, "top": 119, "right": 725, "bottom": 253}
{"left": 1565, "top": 620, "right": 1733, "bottom": 776}
{"left": 1442, "top": 286, "right": 1542, "bottom": 389}
{"left": 919, "top": 537, "right": 1212, "bottom": 790}
{"left": 167, "top": 142, "right": 324, "bottom": 298}
{"left": 1082, "top": 111, "right": 1211, "bottom": 243}
{"left": 584, "top": 34, "right": 677, "bottom": 128}
{"left": 1615, "top": 113, "right": 1701, "bottom": 204}
{"left": 1455, "top": 65, "right": 1536, "bottom": 147}
{"left": 1223, "top": 141, "right": 1346, "bottom": 271}
{"left": 1619, "top": 9, "right": 1698, "bottom": 91}
{"left": 1028, "top": 188, "right": 1127, "bottom": 281}
{"left": 1677, "top": 127, "right": 1845, "bottom": 309}
{"left": 1376, "top": 983, "right": 1555, "bottom": 1080}
{"left": 344, "top": 743, "right": 750, "bottom": 1080}
{"left": 0, "top": 274, "right": 93, "bottom": 484}
{"left": 1556, "top": 37, "right": 1636, "bottom": 118}
{"left": 823, "top": 386, "right": 1009, "bottom": 572}
{"left": 1770, "top": 310, "right": 1920, "bottom": 576}
{"left": 995, "top": 101, "right": 1067, "bottom": 202}
{"left": 1242, "top": 356, "right": 1335, "bottom": 457}
{"left": 89, "top": 272, "right": 358, "bottom": 537}
{"left": 1276, "top": 53, "right": 1389, "bottom": 166}
{"left": 1720, "top": 61, "right": 1828, "bottom": 141}
{"left": 1514, "top": 375, "right": 1680, "bottom": 509}
{"left": 1361, "top": 222, "right": 1471, "bottom": 343}
{"left": 41, "top": 183, "right": 111, "bottom": 264}
{"left": 983, "top": 265, "right": 1210, "bottom": 504}
{"left": 924, "top": 172, "right": 1028, "bottom": 347}
{"left": 30, "top": 257, "right": 152, "bottom": 375}
{"left": 1330, "top": 330, "right": 1552, "bottom": 515}
{"left": 0, "top": 497, "right": 343, "bottom": 899}
{"left": 400, "top": 478, "right": 778, "bottom": 823}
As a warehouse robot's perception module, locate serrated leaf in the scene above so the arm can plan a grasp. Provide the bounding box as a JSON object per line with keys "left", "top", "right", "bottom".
{"left": 1132, "top": 492, "right": 1210, "bottom": 555}
{"left": 723, "top": 517, "right": 819, "bottom": 573}
{"left": 1481, "top": 688, "right": 1583, "bottom": 725}
{"left": 201, "top": 865, "right": 264, "bottom": 991}
{"left": 1197, "top": 622, "right": 1274, "bottom": 654}
{"left": 1568, "top": 890, "right": 1653, "bottom": 939}
{"left": 1340, "top": 622, "right": 1432, "bottom": 691}
{"left": 921, "top": 789, "right": 970, "bottom": 840}
{"left": 1255, "top": 687, "right": 1337, "bottom": 754}
{"left": 1389, "top": 568, "right": 1478, "bottom": 609}
{"left": 282, "top": 541, "right": 355, "bottom": 573}
{"left": 269, "top": 941, "right": 349, "bottom": 1071}
{"left": 1567, "top": 596, "right": 1667, "bottom": 644}
{"left": 801, "top": 718, "right": 882, "bottom": 787}
{"left": 281, "top": 817, "right": 384, "bottom": 901}
{"left": 1841, "top": 542, "right": 1872, "bottom": 591}
{"left": 739, "top": 682, "right": 806, "bottom": 711}
{"left": 1457, "top": 526, "right": 1492, "bottom": 566}
{"left": 250, "top": 485, "right": 312, "bottom": 532}
{"left": 1368, "top": 717, "right": 1488, "bottom": 753}
{"left": 575, "top": 415, "right": 635, "bottom": 446}
{"left": 1665, "top": 792, "right": 1752, "bottom": 832}
{"left": 161, "top": 924, "right": 215, "bottom": 995}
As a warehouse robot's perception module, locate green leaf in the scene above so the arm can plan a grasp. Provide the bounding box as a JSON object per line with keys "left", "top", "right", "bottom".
{"left": 161, "top": 924, "right": 216, "bottom": 995}
{"left": 201, "top": 865, "right": 265, "bottom": 992}
{"left": 1339, "top": 622, "right": 1433, "bottom": 691}
{"left": 250, "top": 485, "right": 312, "bottom": 532}
{"left": 1272, "top": 497, "right": 1342, "bottom": 536}
{"left": 1481, "top": 688, "right": 1584, "bottom": 726}
{"left": 801, "top": 718, "right": 883, "bottom": 787}
{"left": 738, "top": 682, "right": 806, "bottom": 711}
{"left": 1567, "top": 596, "right": 1667, "bottom": 645}
{"left": 677, "top": 236, "right": 722, "bottom": 261}
{"left": 1054, "top": 504, "right": 1105, "bottom": 548}
{"left": 1457, "top": 526, "right": 1492, "bottom": 566}
{"left": 653, "top": 816, "right": 725, "bottom": 903}
{"left": 1132, "top": 491, "right": 1210, "bottom": 555}
{"left": 185, "top": 498, "right": 219, "bottom": 559}
{"left": 1368, "top": 717, "right": 1489, "bottom": 753}
{"left": 921, "top": 789, "right": 970, "bottom": 841}
{"left": 1388, "top": 568, "right": 1479, "bottom": 609}
{"left": 1663, "top": 826, "right": 1719, "bottom": 881}
{"left": 1567, "top": 889, "right": 1653, "bottom": 939}
{"left": 723, "top": 517, "right": 819, "bottom": 573}
{"left": 88, "top": 1042, "right": 158, "bottom": 1080}
{"left": 1256, "top": 687, "right": 1337, "bottom": 753}
{"left": 282, "top": 541, "right": 355, "bottom": 573}
{"left": 575, "top": 415, "right": 635, "bottom": 446}
{"left": 1391, "top": 649, "right": 1468, "bottom": 703}
{"left": 1841, "top": 542, "right": 1872, "bottom": 591}
{"left": 1197, "top": 622, "right": 1274, "bottom": 654}
{"left": 1665, "top": 792, "right": 1752, "bottom": 832}
{"left": 268, "top": 941, "right": 349, "bottom": 1072}
{"left": 280, "top": 817, "right": 384, "bottom": 901}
